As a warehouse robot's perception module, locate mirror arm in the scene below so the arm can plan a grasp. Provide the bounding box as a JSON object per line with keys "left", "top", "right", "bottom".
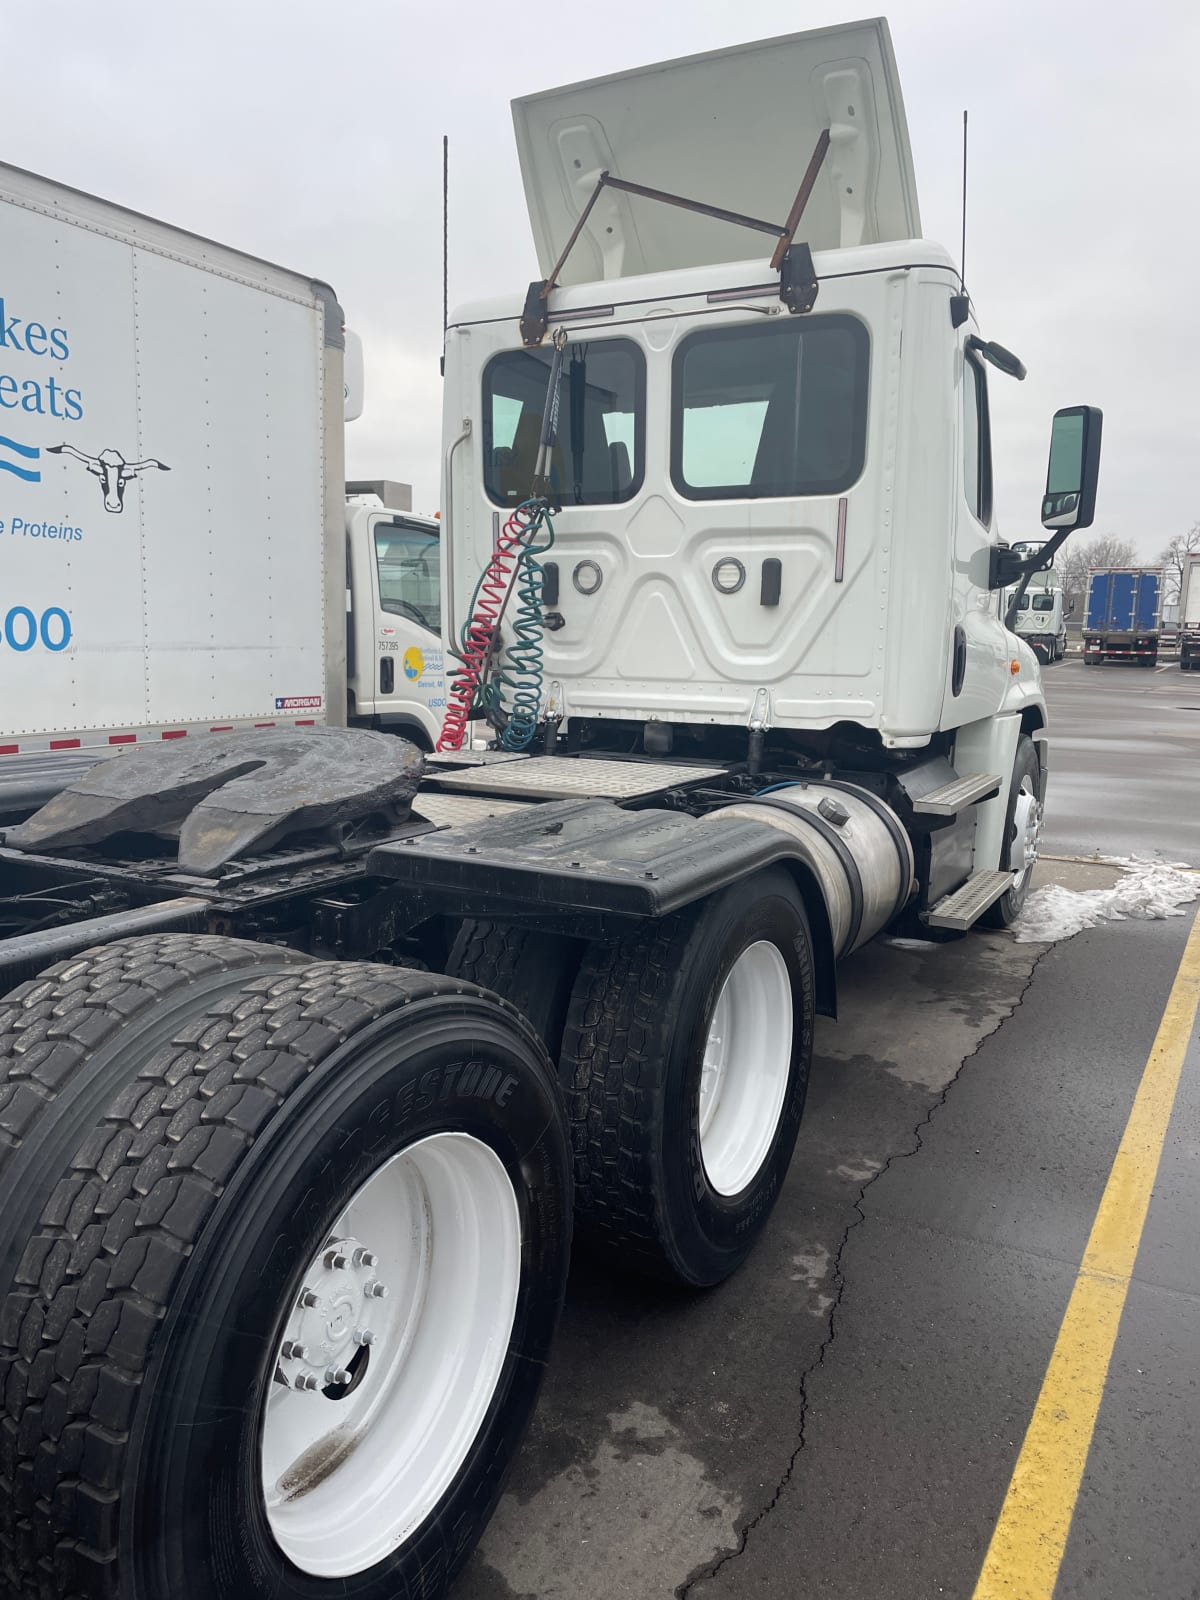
{"left": 992, "top": 526, "right": 1073, "bottom": 603}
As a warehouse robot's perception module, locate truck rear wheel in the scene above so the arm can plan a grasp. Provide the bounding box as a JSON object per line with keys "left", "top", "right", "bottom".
{"left": 0, "top": 946, "right": 571, "bottom": 1600}
{"left": 981, "top": 736, "right": 1042, "bottom": 929}
{"left": 446, "top": 919, "right": 583, "bottom": 1057}
{"left": 559, "top": 868, "right": 814, "bottom": 1287}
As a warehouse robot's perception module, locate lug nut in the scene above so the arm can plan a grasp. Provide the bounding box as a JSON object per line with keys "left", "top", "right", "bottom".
{"left": 365, "top": 1280, "right": 389, "bottom": 1299}
{"left": 353, "top": 1329, "right": 376, "bottom": 1347}
{"left": 281, "top": 1340, "right": 308, "bottom": 1361}
{"left": 298, "top": 1288, "right": 320, "bottom": 1309}
{"left": 296, "top": 1374, "right": 321, "bottom": 1391}
{"left": 325, "top": 1366, "right": 353, "bottom": 1387}
{"left": 324, "top": 1246, "right": 351, "bottom": 1270}
{"left": 352, "top": 1247, "right": 378, "bottom": 1268}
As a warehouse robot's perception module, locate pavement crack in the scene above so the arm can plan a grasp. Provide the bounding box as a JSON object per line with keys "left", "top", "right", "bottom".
{"left": 676, "top": 940, "right": 1057, "bottom": 1598}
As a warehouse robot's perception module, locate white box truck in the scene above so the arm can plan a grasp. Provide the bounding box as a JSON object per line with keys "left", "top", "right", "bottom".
{"left": 0, "top": 159, "right": 445, "bottom": 818}
{"left": 0, "top": 22, "right": 1102, "bottom": 1600}
{"left": 1178, "top": 550, "right": 1200, "bottom": 669}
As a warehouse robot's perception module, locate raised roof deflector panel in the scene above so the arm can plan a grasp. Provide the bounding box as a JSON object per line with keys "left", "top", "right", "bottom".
{"left": 512, "top": 18, "right": 921, "bottom": 284}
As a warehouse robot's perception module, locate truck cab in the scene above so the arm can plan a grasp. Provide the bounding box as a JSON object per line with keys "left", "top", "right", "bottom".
{"left": 345, "top": 484, "right": 445, "bottom": 748}
{"left": 1011, "top": 588, "right": 1069, "bottom": 663}
{"left": 441, "top": 20, "right": 1100, "bottom": 928}
{"left": 1006, "top": 546, "right": 1071, "bottom": 663}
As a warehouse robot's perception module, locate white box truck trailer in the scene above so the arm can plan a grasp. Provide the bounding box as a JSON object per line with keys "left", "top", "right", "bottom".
{"left": 1178, "top": 550, "right": 1200, "bottom": 669}
{"left": 0, "top": 159, "right": 445, "bottom": 816}
{"left": 0, "top": 22, "right": 1102, "bottom": 1600}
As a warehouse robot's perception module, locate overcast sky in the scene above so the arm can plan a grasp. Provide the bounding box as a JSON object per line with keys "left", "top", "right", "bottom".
{"left": 5, "top": 0, "right": 1194, "bottom": 556}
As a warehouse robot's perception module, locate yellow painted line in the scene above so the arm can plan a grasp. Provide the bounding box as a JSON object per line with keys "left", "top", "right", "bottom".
{"left": 972, "top": 903, "right": 1200, "bottom": 1600}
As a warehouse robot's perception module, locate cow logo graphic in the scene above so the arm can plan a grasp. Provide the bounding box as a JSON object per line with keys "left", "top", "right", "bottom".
{"left": 0, "top": 435, "right": 41, "bottom": 483}
{"left": 47, "top": 444, "right": 170, "bottom": 512}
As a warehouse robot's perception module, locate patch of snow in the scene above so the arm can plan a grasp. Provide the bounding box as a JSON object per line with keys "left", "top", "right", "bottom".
{"left": 1011, "top": 856, "right": 1200, "bottom": 944}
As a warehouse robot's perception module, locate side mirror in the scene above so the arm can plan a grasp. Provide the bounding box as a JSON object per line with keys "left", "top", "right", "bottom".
{"left": 1041, "top": 406, "right": 1102, "bottom": 531}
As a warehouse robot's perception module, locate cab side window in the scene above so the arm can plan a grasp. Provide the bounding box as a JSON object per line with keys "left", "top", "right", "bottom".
{"left": 374, "top": 522, "right": 440, "bottom": 634}
{"left": 962, "top": 352, "right": 993, "bottom": 526}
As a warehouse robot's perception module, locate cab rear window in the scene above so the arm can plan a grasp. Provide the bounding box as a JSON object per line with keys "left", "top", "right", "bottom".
{"left": 483, "top": 339, "right": 644, "bottom": 507}
{"left": 670, "top": 315, "right": 869, "bottom": 500}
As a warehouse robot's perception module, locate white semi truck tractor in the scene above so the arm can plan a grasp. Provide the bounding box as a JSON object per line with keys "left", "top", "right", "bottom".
{"left": 1006, "top": 542, "right": 1072, "bottom": 662}
{"left": 0, "top": 21, "right": 1101, "bottom": 1600}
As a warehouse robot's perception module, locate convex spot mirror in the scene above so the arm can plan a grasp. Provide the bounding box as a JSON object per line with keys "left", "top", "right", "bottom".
{"left": 967, "top": 335, "right": 1027, "bottom": 382}
{"left": 1042, "top": 406, "right": 1102, "bottom": 531}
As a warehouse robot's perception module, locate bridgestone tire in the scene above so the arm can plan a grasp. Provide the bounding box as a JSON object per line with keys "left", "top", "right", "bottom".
{"left": 0, "top": 938, "right": 571, "bottom": 1600}
{"left": 559, "top": 868, "right": 814, "bottom": 1288}
{"left": 446, "top": 920, "right": 583, "bottom": 1058}
{"left": 981, "top": 735, "right": 1042, "bottom": 930}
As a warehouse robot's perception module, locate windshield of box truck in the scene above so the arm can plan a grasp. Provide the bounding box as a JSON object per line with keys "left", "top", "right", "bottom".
{"left": 374, "top": 522, "right": 440, "bottom": 633}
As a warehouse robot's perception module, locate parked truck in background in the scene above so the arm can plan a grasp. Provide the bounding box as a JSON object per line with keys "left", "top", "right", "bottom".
{"left": 1006, "top": 543, "right": 1070, "bottom": 662}
{"left": 1083, "top": 567, "right": 1162, "bottom": 665}
{"left": 1012, "top": 586, "right": 1070, "bottom": 662}
{"left": 1178, "top": 552, "right": 1200, "bottom": 670}
{"left": 0, "top": 158, "right": 445, "bottom": 827}
{"left": 0, "top": 22, "right": 1103, "bottom": 1600}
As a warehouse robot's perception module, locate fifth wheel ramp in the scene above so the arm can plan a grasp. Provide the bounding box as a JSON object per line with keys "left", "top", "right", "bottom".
{"left": 1, "top": 727, "right": 424, "bottom": 876}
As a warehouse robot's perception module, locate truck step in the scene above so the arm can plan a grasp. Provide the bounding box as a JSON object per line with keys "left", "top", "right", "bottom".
{"left": 911, "top": 773, "right": 1002, "bottom": 816}
{"left": 925, "top": 869, "right": 1014, "bottom": 930}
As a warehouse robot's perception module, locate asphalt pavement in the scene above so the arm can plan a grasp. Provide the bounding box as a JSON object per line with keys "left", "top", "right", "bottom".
{"left": 1040, "top": 657, "right": 1199, "bottom": 864}
{"left": 466, "top": 662, "right": 1200, "bottom": 1600}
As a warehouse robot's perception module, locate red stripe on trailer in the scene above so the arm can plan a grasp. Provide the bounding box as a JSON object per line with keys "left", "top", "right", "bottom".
{"left": 50, "top": 739, "right": 81, "bottom": 750}
{"left": 295, "top": 719, "right": 315, "bottom": 726}
{"left": 161, "top": 730, "right": 187, "bottom": 740}
{"left": 210, "top": 725, "right": 233, "bottom": 732}
{"left": 0, "top": 745, "right": 18, "bottom": 756}
{"left": 109, "top": 734, "right": 137, "bottom": 745}
{"left": 255, "top": 722, "right": 276, "bottom": 728}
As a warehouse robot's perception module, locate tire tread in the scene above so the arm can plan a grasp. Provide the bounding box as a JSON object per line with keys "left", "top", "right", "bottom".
{"left": 0, "top": 949, "right": 475, "bottom": 1599}
{"left": 559, "top": 913, "right": 696, "bottom": 1277}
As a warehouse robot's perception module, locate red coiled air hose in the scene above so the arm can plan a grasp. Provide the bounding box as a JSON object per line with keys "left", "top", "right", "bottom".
{"left": 436, "top": 500, "right": 544, "bottom": 752}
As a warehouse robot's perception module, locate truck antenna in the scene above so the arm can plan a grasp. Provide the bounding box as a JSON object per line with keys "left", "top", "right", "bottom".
{"left": 441, "top": 134, "right": 449, "bottom": 377}
{"left": 959, "top": 109, "right": 968, "bottom": 294}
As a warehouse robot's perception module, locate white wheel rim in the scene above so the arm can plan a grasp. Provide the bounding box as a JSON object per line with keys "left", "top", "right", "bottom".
{"left": 1011, "top": 777, "right": 1042, "bottom": 889}
{"left": 260, "top": 1132, "right": 521, "bottom": 1578}
{"left": 697, "top": 940, "right": 793, "bottom": 1197}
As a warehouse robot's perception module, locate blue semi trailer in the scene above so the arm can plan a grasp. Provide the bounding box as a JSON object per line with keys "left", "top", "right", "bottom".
{"left": 1083, "top": 567, "right": 1162, "bottom": 665}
